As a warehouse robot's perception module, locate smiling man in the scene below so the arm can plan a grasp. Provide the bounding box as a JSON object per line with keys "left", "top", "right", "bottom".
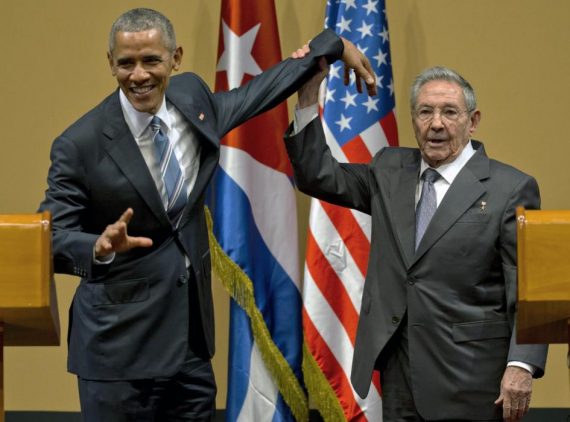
{"left": 285, "top": 65, "right": 548, "bottom": 421}
{"left": 38, "top": 8, "right": 375, "bottom": 422}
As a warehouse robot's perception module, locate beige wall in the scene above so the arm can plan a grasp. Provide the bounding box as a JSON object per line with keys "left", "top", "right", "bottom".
{"left": 1, "top": 0, "right": 568, "bottom": 412}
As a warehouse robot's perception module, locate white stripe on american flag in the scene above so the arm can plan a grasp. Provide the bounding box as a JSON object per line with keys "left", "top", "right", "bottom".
{"left": 304, "top": 262, "right": 383, "bottom": 419}
{"left": 308, "top": 199, "right": 366, "bottom": 313}
{"left": 359, "top": 119, "right": 390, "bottom": 156}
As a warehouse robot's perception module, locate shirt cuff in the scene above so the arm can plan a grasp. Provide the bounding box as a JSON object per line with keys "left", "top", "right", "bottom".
{"left": 507, "top": 361, "right": 536, "bottom": 375}
{"left": 293, "top": 103, "right": 319, "bottom": 135}
{"left": 93, "top": 249, "right": 115, "bottom": 265}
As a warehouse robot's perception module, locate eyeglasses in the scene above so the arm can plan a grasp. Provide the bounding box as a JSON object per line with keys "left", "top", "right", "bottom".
{"left": 414, "top": 106, "right": 470, "bottom": 123}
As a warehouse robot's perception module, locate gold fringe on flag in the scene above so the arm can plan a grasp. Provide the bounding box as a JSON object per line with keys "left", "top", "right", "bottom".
{"left": 302, "top": 341, "right": 346, "bottom": 421}
{"left": 205, "top": 206, "right": 309, "bottom": 422}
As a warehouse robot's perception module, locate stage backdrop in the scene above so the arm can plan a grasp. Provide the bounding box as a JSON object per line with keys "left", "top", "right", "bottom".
{"left": 0, "top": 0, "right": 568, "bottom": 412}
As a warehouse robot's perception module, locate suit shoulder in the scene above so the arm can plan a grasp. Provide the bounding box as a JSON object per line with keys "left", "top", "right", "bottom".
{"left": 169, "top": 72, "right": 212, "bottom": 96}
{"left": 488, "top": 158, "right": 535, "bottom": 184}
{"left": 59, "top": 92, "right": 116, "bottom": 143}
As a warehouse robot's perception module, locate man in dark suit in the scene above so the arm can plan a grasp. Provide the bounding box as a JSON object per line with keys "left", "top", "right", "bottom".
{"left": 285, "top": 61, "right": 548, "bottom": 421}
{"left": 38, "top": 8, "right": 375, "bottom": 421}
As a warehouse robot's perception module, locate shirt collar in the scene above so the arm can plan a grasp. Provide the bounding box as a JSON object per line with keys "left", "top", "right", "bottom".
{"left": 119, "top": 89, "right": 171, "bottom": 138}
{"left": 420, "top": 141, "right": 476, "bottom": 184}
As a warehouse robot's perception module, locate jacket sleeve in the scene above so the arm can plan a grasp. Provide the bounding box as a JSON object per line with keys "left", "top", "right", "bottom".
{"left": 38, "top": 135, "right": 102, "bottom": 279}
{"left": 284, "top": 116, "right": 374, "bottom": 215}
{"left": 213, "top": 29, "right": 344, "bottom": 136}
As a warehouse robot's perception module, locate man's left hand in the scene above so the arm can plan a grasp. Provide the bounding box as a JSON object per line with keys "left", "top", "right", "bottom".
{"left": 494, "top": 366, "right": 533, "bottom": 422}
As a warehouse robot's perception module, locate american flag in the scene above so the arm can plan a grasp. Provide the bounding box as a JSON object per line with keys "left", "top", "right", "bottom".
{"left": 209, "top": 0, "right": 306, "bottom": 421}
{"left": 302, "top": 0, "right": 398, "bottom": 420}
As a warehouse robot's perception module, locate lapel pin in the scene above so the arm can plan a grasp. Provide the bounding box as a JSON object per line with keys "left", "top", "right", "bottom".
{"left": 480, "top": 201, "right": 487, "bottom": 211}
{"left": 198, "top": 112, "right": 205, "bottom": 121}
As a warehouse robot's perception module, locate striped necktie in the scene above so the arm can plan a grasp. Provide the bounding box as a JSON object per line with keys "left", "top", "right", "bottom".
{"left": 150, "top": 116, "right": 187, "bottom": 225}
{"left": 415, "top": 168, "right": 441, "bottom": 250}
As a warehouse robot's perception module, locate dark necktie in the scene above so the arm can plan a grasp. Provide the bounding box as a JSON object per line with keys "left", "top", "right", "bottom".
{"left": 150, "top": 116, "right": 187, "bottom": 225}
{"left": 415, "top": 168, "right": 441, "bottom": 249}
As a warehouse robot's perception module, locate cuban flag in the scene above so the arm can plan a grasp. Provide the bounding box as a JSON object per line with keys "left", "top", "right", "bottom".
{"left": 207, "top": 0, "right": 306, "bottom": 421}
{"left": 302, "top": 0, "right": 399, "bottom": 420}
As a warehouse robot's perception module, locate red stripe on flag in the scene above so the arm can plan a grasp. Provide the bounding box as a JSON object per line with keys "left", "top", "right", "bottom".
{"left": 372, "top": 370, "right": 382, "bottom": 396}
{"left": 341, "top": 135, "right": 373, "bottom": 163}
{"left": 303, "top": 309, "right": 368, "bottom": 422}
{"left": 306, "top": 230, "right": 360, "bottom": 344}
{"left": 319, "top": 202, "right": 370, "bottom": 277}
{"left": 380, "top": 111, "right": 399, "bottom": 147}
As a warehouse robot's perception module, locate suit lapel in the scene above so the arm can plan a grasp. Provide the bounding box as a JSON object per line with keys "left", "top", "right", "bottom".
{"left": 413, "top": 143, "right": 489, "bottom": 261}
{"left": 389, "top": 151, "right": 421, "bottom": 268}
{"left": 102, "top": 93, "right": 170, "bottom": 226}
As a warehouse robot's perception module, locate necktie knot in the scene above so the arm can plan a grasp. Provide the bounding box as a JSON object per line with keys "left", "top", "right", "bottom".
{"left": 150, "top": 116, "right": 162, "bottom": 133}
{"left": 422, "top": 168, "right": 440, "bottom": 184}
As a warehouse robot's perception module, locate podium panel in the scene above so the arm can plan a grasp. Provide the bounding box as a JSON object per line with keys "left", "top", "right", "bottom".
{"left": 0, "top": 212, "right": 60, "bottom": 346}
{"left": 517, "top": 208, "right": 570, "bottom": 344}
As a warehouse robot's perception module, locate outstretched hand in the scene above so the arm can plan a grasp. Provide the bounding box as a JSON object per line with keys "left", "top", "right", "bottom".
{"left": 290, "top": 38, "right": 376, "bottom": 96}
{"left": 94, "top": 208, "right": 153, "bottom": 258}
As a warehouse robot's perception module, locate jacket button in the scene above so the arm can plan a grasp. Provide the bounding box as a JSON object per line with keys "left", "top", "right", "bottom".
{"left": 407, "top": 277, "right": 415, "bottom": 285}
{"left": 392, "top": 316, "right": 400, "bottom": 324}
{"left": 178, "top": 274, "right": 188, "bottom": 285}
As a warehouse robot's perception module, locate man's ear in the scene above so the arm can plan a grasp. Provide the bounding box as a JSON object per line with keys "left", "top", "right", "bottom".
{"left": 469, "top": 109, "right": 481, "bottom": 136}
{"left": 107, "top": 51, "right": 116, "bottom": 77}
{"left": 172, "top": 46, "right": 183, "bottom": 71}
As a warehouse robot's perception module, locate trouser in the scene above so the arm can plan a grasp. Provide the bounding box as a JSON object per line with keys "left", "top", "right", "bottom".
{"left": 78, "top": 347, "right": 216, "bottom": 422}
{"left": 376, "top": 314, "right": 501, "bottom": 422}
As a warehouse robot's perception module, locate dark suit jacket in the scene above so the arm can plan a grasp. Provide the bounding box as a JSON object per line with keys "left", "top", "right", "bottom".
{"left": 38, "top": 29, "right": 343, "bottom": 381}
{"left": 286, "top": 118, "right": 548, "bottom": 420}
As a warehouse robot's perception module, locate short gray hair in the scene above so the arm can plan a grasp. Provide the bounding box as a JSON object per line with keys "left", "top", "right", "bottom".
{"left": 410, "top": 66, "right": 477, "bottom": 113}
{"left": 109, "top": 8, "right": 176, "bottom": 53}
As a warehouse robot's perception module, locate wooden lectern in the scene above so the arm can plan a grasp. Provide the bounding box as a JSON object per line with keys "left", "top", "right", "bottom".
{"left": 0, "top": 212, "right": 60, "bottom": 422}
{"left": 516, "top": 207, "right": 570, "bottom": 357}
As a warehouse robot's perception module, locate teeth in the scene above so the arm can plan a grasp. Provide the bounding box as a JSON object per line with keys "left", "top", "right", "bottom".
{"left": 131, "top": 86, "right": 153, "bottom": 94}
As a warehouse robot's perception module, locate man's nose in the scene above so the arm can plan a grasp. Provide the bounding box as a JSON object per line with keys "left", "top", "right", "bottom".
{"left": 430, "top": 111, "right": 444, "bottom": 129}
{"left": 130, "top": 63, "right": 149, "bottom": 82}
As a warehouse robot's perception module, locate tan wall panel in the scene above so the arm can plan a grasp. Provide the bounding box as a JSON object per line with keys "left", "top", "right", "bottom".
{"left": 1, "top": 0, "right": 568, "bottom": 412}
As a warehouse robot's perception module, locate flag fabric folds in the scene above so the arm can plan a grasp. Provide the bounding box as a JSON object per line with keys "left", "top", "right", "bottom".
{"left": 302, "top": 1, "right": 399, "bottom": 420}
{"left": 208, "top": 0, "right": 306, "bottom": 421}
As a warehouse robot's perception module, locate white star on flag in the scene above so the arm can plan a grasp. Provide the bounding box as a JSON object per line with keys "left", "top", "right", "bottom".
{"left": 340, "top": 91, "right": 357, "bottom": 109}
{"left": 329, "top": 63, "right": 342, "bottom": 80}
{"left": 216, "top": 20, "right": 262, "bottom": 89}
{"left": 362, "top": 97, "right": 379, "bottom": 113}
{"left": 336, "top": 16, "right": 352, "bottom": 33}
{"left": 356, "top": 20, "right": 374, "bottom": 39}
{"left": 363, "top": 0, "right": 379, "bottom": 15}
{"left": 335, "top": 113, "right": 352, "bottom": 131}
{"left": 379, "top": 25, "right": 389, "bottom": 43}
{"left": 343, "top": 0, "right": 357, "bottom": 10}
{"left": 325, "top": 88, "right": 336, "bottom": 103}
{"left": 373, "top": 48, "right": 387, "bottom": 67}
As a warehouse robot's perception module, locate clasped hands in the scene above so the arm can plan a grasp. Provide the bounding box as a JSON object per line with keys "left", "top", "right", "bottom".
{"left": 292, "top": 37, "right": 377, "bottom": 108}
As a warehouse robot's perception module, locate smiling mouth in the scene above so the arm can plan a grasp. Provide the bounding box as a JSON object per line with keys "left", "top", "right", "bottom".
{"left": 130, "top": 85, "right": 155, "bottom": 95}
